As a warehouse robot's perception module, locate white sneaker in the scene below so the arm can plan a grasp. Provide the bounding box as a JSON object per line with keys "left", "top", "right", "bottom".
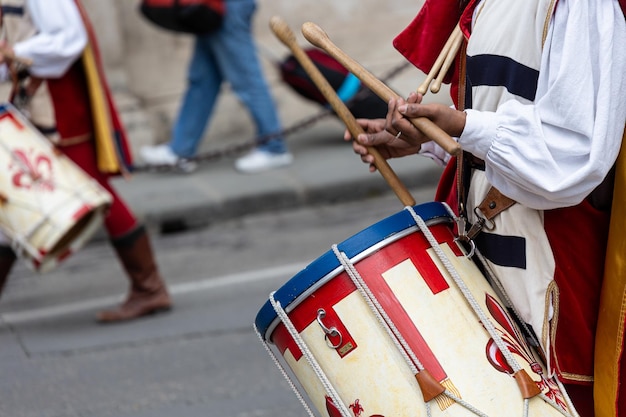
{"left": 234, "top": 149, "right": 293, "bottom": 174}
{"left": 140, "top": 144, "right": 197, "bottom": 173}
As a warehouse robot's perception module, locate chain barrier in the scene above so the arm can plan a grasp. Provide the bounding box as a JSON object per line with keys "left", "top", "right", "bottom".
{"left": 132, "top": 61, "right": 412, "bottom": 173}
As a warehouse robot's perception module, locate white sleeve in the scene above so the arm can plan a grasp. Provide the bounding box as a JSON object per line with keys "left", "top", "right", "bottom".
{"left": 418, "top": 104, "right": 456, "bottom": 166}
{"left": 13, "top": 0, "right": 88, "bottom": 78}
{"left": 419, "top": 136, "right": 454, "bottom": 167}
{"left": 458, "top": 0, "right": 626, "bottom": 210}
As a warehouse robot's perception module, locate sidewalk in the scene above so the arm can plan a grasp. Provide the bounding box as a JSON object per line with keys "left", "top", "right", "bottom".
{"left": 111, "top": 115, "right": 445, "bottom": 235}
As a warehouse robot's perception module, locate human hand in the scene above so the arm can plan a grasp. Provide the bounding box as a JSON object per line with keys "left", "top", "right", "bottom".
{"left": 0, "top": 41, "right": 14, "bottom": 65}
{"left": 343, "top": 111, "right": 422, "bottom": 173}
{"left": 388, "top": 91, "right": 466, "bottom": 142}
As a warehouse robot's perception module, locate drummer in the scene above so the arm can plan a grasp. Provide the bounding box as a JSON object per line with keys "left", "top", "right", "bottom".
{"left": 345, "top": 0, "right": 626, "bottom": 415}
{"left": 0, "top": 0, "right": 172, "bottom": 323}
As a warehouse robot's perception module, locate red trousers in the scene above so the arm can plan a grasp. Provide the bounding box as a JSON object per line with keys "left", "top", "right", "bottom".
{"left": 60, "top": 140, "right": 137, "bottom": 239}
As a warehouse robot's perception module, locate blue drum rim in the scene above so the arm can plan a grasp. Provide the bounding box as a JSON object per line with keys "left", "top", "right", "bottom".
{"left": 254, "top": 201, "right": 454, "bottom": 340}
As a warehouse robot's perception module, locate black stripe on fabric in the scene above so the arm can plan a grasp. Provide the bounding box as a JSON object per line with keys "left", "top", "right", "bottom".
{"left": 1, "top": 6, "right": 24, "bottom": 15}
{"left": 34, "top": 125, "right": 58, "bottom": 136}
{"left": 474, "top": 231, "right": 526, "bottom": 269}
{"left": 466, "top": 54, "right": 538, "bottom": 102}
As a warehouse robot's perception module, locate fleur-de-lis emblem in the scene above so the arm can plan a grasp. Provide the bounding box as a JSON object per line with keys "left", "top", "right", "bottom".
{"left": 484, "top": 294, "right": 567, "bottom": 410}
{"left": 10, "top": 148, "right": 54, "bottom": 191}
{"left": 349, "top": 399, "right": 364, "bottom": 417}
{"left": 325, "top": 396, "right": 384, "bottom": 417}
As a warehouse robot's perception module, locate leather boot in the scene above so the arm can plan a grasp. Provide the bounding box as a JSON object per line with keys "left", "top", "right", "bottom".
{"left": 0, "top": 246, "right": 16, "bottom": 299}
{"left": 97, "top": 225, "right": 172, "bottom": 323}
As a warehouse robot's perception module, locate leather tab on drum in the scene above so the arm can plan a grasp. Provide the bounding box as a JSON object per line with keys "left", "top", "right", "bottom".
{"left": 477, "top": 186, "right": 516, "bottom": 220}
{"left": 415, "top": 369, "right": 446, "bottom": 402}
{"left": 513, "top": 369, "right": 542, "bottom": 399}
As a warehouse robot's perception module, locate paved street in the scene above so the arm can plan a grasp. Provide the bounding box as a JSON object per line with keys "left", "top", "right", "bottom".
{"left": 0, "top": 187, "right": 439, "bottom": 417}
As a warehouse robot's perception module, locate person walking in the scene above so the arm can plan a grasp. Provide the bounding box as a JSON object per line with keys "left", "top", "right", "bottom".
{"left": 140, "top": 0, "right": 293, "bottom": 174}
{"left": 0, "top": 0, "right": 173, "bottom": 323}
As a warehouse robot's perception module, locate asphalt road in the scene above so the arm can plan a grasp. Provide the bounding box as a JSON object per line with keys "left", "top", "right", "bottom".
{"left": 0, "top": 187, "right": 437, "bottom": 417}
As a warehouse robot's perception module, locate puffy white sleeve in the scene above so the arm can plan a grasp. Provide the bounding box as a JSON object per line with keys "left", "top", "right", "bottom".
{"left": 457, "top": 0, "right": 626, "bottom": 210}
{"left": 13, "top": 0, "right": 88, "bottom": 78}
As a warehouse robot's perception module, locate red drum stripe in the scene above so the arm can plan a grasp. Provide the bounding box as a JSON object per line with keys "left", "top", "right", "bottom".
{"left": 355, "top": 230, "right": 451, "bottom": 382}
{"left": 272, "top": 276, "right": 356, "bottom": 360}
{"left": 0, "top": 112, "right": 25, "bottom": 130}
{"left": 72, "top": 204, "right": 93, "bottom": 220}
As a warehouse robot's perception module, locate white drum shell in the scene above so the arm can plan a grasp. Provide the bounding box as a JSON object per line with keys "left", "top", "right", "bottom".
{"left": 0, "top": 105, "right": 112, "bottom": 272}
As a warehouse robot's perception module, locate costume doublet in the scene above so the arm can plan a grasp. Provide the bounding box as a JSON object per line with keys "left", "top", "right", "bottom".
{"left": 0, "top": 0, "right": 172, "bottom": 323}
{"left": 394, "top": 0, "right": 626, "bottom": 412}
{"left": 0, "top": 0, "right": 137, "bottom": 239}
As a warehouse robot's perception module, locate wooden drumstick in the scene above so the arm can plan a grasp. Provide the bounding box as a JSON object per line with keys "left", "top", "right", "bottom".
{"left": 429, "top": 27, "right": 463, "bottom": 94}
{"left": 417, "top": 25, "right": 461, "bottom": 95}
{"left": 302, "top": 22, "right": 462, "bottom": 157}
{"left": 270, "top": 16, "right": 416, "bottom": 207}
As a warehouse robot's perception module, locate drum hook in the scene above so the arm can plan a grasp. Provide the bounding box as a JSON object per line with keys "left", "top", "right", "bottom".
{"left": 454, "top": 215, "right": 476, "bottom": 258}
{"left": 316, "top": 308, "right": 343, "bottom": 349}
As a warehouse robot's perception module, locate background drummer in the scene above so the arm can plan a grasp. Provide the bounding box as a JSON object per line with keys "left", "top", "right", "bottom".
{"left": 345, "top": 0, "right": 626, "bottom": 415}
{"left": 0, "top": 0, "right": 172, "bottom": 323}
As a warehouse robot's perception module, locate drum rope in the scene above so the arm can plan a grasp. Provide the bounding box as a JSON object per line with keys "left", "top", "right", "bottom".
{"left": 442, "top": 205, "right": 577, "bottom": 417}
{"left": 253, "top": 323, "right": 317, "bottom": 417}
{"left": 550, "top": 380, "right": 580, "bottom": 417}
{"left": 405, "top": 206, "right": 524, "bottom": 375}
{"left": 473, "top": 254, "right": 576, "bottom": 416}
{"left": 332, "top": 245, "right": 434, "bottom": 417}
{"left": 333, "top": 245, "right": 490, "bottom": 417}
{"left": 443, "top": 203, "right": 544, "bottom": 370}
{"left": 331, "top": 245, "right": 423, "bottom": 374}
{"left": 405, "top": 207, "right": 583, "bottom": 417}
{"left": 473, "top": 249, "right": 541, "bottom": 348}
{"left": 269, "top": 292, "right": 353, "bottom": 417}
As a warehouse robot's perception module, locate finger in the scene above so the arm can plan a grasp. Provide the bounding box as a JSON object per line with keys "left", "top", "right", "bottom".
{"left": 357, "top": 130, "right": 396, "bottom": 148}
{"left": 383, "top": 99, "right": 395, "bottom": 134}
{"left": 352, "top": 142, "right": 369, "bottom": 156}
{"left": 344, "top": 128, "right": 352, "bottom": 141}
{"left": 406, "top": 91, "right": 423, "bottom": 104}
{"left": 397, "top": 102, "right": 434, "bottom": 119}
{"left": 385, "top": 98, "right": 406, "bottom": 136}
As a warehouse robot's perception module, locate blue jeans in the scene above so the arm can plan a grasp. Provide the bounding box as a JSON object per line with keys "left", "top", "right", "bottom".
{"left": 169, "top": 0, "right": 287, "bottom": 157}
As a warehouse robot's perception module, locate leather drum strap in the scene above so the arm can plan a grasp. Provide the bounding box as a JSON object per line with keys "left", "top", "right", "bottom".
{"left": 457, "top": 152, "right": 517, "bottom": 240}
{"left": 476, "top": 185, "right": 516, "bottom": 221}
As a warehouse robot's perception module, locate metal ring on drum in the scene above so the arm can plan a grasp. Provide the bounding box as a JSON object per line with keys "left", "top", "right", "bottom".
{"left": 255, "top": 201, "right": 579, "bottom": 417}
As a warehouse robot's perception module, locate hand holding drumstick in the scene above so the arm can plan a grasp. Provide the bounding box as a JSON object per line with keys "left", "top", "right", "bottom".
{"left": 299, "top": 22, "right": 465, "bottom": 169}
{"left": 346, "top": 91, "right": 466, "bottom": 172}
{"left": 301, "top": 22, "right": 462, "bottom": 157}
{"left": 0, "top": 42, "right": 33, "bottom": 67}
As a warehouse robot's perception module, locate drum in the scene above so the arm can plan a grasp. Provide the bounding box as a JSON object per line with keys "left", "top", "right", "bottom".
{"left": 255, "top": 202, "right": 577, "bottom": 417}
{"left": 0, "top": 103, "right": 112, "bottom": 273}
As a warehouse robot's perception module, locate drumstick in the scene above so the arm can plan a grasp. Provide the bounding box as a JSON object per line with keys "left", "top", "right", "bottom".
{"left": 416, "top": 25, "right": 461, "bottom": 95}
{"left": 302, "top": 22, "right": 462, "bottom": 157}
{"left": 270, "top": 16, "right": 416, "bottom": 207}
{"left": 429, "top": 27, "right": 463, "bottom": 94}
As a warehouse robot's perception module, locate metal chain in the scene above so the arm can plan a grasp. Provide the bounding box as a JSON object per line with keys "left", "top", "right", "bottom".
{"left": 131, "top": 61, "right": 411, "bottom": 173}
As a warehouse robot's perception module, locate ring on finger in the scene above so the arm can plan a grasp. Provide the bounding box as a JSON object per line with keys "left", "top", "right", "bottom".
{"left": 395, "top": 131, "right": 402, "bottom": 139}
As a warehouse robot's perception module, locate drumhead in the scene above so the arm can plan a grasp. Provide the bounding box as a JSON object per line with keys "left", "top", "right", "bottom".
{"left": 255, "top": 201, "right": 453, "bottom": 341}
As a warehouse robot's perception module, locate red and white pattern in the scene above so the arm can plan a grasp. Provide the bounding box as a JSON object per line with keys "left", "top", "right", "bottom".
{"left": 269, "top": 221, "right": 575, "bottom": 416}
{"left": 0, "top": 105, "right": 111, "bottom": 272}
